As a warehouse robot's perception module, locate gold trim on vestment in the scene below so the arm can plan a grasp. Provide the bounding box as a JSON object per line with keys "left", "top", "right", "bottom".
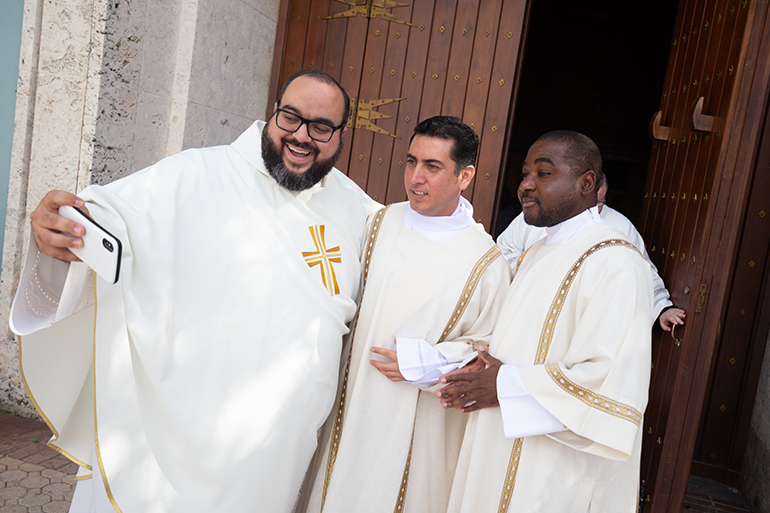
{"left": 17, "top": 334, "right": 92, "bottom": 470}
{"left": 533, "top": 238, "right": 639, "bottom": 365}
{"left": 320, "top": 206, "right": 389, "bottom": 512}
{"left": 497, "top": 438, "right": 523, "bottom": 513}
{"left": 91, "top": 280, "right": 124, "bottom": 513}
{"left": 547, "top": 363, "right": 643, "bottom": 425}
{"left": 514, "top": 247, "right": 530, "bottom": 274}
{"left": 438, "top": 245, "right": 503, "bottom": 344}
{"left": 497, "top": 238, "right": 640, "bottom": 511}
{"left": 76, "top": 474, "right": 93, "bottom": 481}
{"left": 393, "top": 394, "right": 421, "bottom": 513}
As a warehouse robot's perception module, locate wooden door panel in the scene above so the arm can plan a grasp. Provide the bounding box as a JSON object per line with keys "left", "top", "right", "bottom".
{"left": 639, "top": 1, "right": 769, "bottom": 510}
{"left": 418, "top": 1, "right": 458, "bottom": 121}
{"left": 470, "top": 0, "right": 527, "bottom": 227}
{"left": 347, "top": 17, "right": 393, "bottom": 190}
{"left": 641, "top": 0, "right": 702, "bottom": 487}
{"left": 366, "top": 11, "right": 415, "bottom": 204}
{"left": 442, "top": 0, "right": 481, "bottom": 118}
{"left": 383, "top": 0, "right": 438, "bottom": 205}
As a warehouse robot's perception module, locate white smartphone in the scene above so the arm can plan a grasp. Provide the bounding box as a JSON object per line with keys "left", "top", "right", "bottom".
{"left": 59, "top": 205, "right": 122, "bottom": 284}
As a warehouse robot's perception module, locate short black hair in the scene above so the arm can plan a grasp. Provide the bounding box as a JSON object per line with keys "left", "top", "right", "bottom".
{"left": 410, "top": 116, "right": 479, "bottom": 176}
{"left": 536, "top": 130, "right": 603, "bottom": 189}
{"left": 276, "top": 70, "right": 350, "bottom": 127}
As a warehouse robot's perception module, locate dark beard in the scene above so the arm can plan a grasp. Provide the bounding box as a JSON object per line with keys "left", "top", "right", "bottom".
{"left": 521, "top": 196, "right": 581, "bottom": 227}
{"left": 261, "top": 128, "right": 343, "bottom": 191}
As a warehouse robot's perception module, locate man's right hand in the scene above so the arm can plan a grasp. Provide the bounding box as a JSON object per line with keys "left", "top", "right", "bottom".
{"left": 30, "top": 191, "right": 89, "bottom": 262}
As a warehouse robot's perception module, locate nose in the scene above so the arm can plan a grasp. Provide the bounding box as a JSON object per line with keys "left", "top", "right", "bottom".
{"left": 519, "top": 174, "right": 535, "bottom": 193}
{"left": 410, "top": 164, "right": 427, "bottom": 184}
{"left": 293, "top": 122, "right": 313, "bottom": 142}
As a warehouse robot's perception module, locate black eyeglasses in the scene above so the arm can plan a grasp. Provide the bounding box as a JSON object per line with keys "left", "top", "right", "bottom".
{"left": 274, "top": 108, "right": 346, "bottom": 143}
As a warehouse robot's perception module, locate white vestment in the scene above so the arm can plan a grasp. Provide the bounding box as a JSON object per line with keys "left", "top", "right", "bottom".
{"left": 10, "top": 120, "right": 379, "bottom": 513}
{"left": 496, "top": 206, "right": 672, "bottom": 319}
{"left": 448, "top": 221, "right": 653, "bottom": 513}
{"left": 304, "top": 202, "right": 511, "bottom": 513}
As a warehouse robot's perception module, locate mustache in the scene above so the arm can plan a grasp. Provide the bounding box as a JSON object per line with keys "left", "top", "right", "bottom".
{"left": 284, "top": 138, "right": 316, "bottom": 152}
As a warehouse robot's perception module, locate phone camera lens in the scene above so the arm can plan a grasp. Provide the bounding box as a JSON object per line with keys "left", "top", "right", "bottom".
{"left": 103, "top": 239, "right": 114, "bottom": 252}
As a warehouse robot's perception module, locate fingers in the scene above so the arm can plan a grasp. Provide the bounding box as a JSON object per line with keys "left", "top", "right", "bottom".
{"left": 370, "top": 346, "right": 397, "bottom": 361}
{"left": 369, "top": 358, "right": 404, "bottom": 382}
{"left": 30, "top": 191, "right": 87, "bottom": 261}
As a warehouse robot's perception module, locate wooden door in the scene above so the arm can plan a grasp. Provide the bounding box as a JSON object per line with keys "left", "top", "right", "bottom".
{"left": 639, "top": 0, "right": 770, "bottom": 510}
{"left": 268, "top": 0, "right": 528, "bottom": 228}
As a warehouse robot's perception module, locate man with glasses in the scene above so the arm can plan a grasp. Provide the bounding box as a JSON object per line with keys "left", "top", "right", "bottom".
{"left": 10, "top": 70, "right": 378, "bottom": 513}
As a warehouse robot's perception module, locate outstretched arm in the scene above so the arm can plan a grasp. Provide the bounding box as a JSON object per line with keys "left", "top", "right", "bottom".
{"left": 30, "top": 191, "right": 90, "bottom": 262}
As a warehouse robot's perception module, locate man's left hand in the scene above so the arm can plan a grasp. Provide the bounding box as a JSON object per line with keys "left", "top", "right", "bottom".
{"left": 434, "top": 346, "right": 502, "bottom": 412}
{"left": 370, "top": 346, "right": 405, "bottom": 381}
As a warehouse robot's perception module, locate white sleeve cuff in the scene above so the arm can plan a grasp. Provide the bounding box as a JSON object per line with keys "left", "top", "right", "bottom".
{"left": 497, "top": 364, "right": 568, "bottom": 439}
{"left": 397, "top": 337, "right": 461, "bottom": 389}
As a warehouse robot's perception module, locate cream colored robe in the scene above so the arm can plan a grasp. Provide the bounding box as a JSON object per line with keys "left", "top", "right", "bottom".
{"left": 304, "top": 202, "right": 512, "bottom": 513}
{"left": 448, "top": 223, "right": 652, "bottom": 513}
{"left": 11, "top": 120, "right": 378, "bottom": 513}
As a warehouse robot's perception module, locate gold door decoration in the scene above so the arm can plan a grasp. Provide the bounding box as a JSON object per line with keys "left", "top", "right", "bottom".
{"left": 347, "top": 97, "right": 405, "bottom": 138}
{"left": 326, "top": 0, "right": 412, "bottom": 25}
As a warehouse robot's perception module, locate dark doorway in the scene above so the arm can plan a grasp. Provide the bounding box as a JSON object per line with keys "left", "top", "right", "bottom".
{"left": 494, "top": 0, "right": 679, "bottom": 237}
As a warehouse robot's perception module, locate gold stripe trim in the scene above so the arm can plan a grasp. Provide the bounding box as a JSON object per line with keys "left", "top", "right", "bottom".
{"left": 76, "top": 474, "right": 93, "bottom": 481}
{"left": 497, "top": 238, "right": 639, "bottom": 511}
{"left": 438, "top": 245, "right": 503, "bottom": 343}
{"left": 533, "top": 238, "right": 638, "bottom": 365}
{"left": 91, "top": 280, "right": 124, "bottom": 513}
{"left": 514, "top": 247, "right": 530, "bottom": 274}
{"left": 320, "top": 206, "right": 389, "bottom": 512}
{"left": 393, "top": 394, "right": 421, "bottom": 513}
{"left": 17, "top": 334, "right": 92, "bottom": 470}
{"left": 547, "top": 363, "right": 642, "bottom": 425}
{"left": 496, "top": 438, "right": 523, "bottom": 513}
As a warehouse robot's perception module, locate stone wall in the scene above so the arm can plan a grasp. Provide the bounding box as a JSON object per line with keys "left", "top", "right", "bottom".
{"left": 741, "top": 331, "right": 770, "bottom": 513}
{"left": 0, "top": 0, "right": 279, "bottom": 417}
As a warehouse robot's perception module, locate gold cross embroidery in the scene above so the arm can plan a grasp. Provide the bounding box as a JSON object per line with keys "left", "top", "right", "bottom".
{"left": 302, "top": 225, "right": 342, "bottom": 296}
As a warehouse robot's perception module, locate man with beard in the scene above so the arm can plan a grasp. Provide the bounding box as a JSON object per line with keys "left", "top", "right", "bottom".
{"left": 438, "top": 131, "right": 652, "bottom": 513}
{"left": 9, "top": 70, "right": 378, "bottom": 513}
{"left": 496, "top": 174, "right": 686, "bottom": 332}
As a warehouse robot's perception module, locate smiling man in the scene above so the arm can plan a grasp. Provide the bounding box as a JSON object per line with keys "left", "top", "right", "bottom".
{"left": 438, "top": 131, "right": 653, "bottom": 513}
{"left": 303, "top": 117, "right": 511, "bottom": 513}
{"left": 10, "top": 70, "right": 379, "bottom": 513}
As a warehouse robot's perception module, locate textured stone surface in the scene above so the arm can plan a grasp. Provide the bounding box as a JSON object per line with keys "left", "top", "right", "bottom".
{"left": 741, "top": 428, "right": 770, "bottom": 513}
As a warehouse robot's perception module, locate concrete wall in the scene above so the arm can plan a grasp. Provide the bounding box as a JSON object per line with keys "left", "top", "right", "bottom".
{"left": 0, "top": 0, "right": 280, "bottom": 416}
{"left": 742, "top": 331, "right": 770, "bottom": 513}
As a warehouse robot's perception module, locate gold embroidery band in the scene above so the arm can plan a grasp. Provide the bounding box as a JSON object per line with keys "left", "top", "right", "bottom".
{"left": 303, "top": 225, "right": 343, "bottom": 296}
{"left": 497, "top": 238, "right": 639, "bottom": 512}
{"left": 547, "top": 363, "right": 643, "bottom": 425}
{"left": 320, "top": 206, "right": 389, "bottom": 512}
{"left": 438, "top": 245, "right": 503, "bottom": 344}
{"left": 393, "top": 394, "right": 421, "bottom": 513}
{"left": 497, "top": 438, "right": 523, "bottom": 513}
{"left": 533, "top": 238, "right": 639, "bottom": 365}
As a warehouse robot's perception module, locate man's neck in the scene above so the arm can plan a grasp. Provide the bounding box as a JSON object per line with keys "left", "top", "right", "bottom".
{"left": 542, "top": 206, "right": 604, "bottom": 246}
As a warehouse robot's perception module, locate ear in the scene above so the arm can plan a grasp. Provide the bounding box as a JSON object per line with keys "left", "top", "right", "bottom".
{"left": 272, "top": 102, "right": 278, "bottom": 114}
{"left": 458, "top": 165, "right": 475, "bottom": 192}
{"left": 340, "top": 126, "right": 348, "bottom": 138}
{"left": 579, "top": 170, "right": 596, "bottom": 196}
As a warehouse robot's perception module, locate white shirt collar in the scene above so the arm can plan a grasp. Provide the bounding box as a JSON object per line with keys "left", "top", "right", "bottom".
{"left": 542, "top": 206, "right": 604, "bottom": 246}
{"left": 402, "top": 196, "right": 474, "bottom": 243}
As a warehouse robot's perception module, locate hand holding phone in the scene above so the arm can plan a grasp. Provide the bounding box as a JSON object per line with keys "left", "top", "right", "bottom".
{"left": 59, "top": 205, "right": 122, "bottom": 284}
